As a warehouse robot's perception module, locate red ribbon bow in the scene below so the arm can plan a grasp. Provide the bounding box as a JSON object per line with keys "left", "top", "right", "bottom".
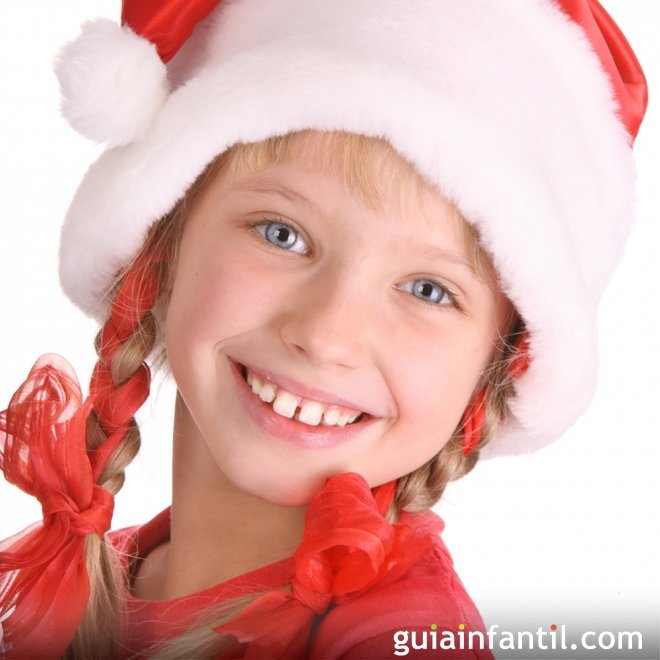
{"left": 0, "top": 354, "right": 113, "bottom": 660}
{"left": 214, "top": 473, "right": 431, "bottom": 658}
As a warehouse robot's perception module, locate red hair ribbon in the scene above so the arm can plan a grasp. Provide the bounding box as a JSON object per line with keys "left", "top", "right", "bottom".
{"left": 214, "top": 473, "right": 430, "bottom": 658}
{"left": 87, "top": 251, "right": 157, "bottom": 481}
{"left": 555, "top": 0, "right": 648, "bottom": 140}
{"left": 121, "top": 0, "right": 222, "bottom": 63}
{"left": 462, "top": 330, "right": 531, "bottom": 456}
{"left": 507, "top": 330, "right": 531, "bottom": 382}
{"left": 461, "top": 388, "right": 488, "bottom": 457}
{"left": 0, "top": 355, "right": 114, "bottom": 659}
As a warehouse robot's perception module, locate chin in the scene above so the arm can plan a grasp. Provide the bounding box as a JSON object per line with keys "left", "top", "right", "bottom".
{"left": 227, "top": 462, "right": 331, "bottom": 507}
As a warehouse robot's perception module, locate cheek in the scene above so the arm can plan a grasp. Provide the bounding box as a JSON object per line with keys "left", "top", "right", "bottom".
{"left": 167, "top": 254, "right": 276, "bottom": 348}
{"left": 390, "top": 329, "right": 493, "bottom": 435}
{"left": 397, "top": 357, "right": 467, "bottom": 435}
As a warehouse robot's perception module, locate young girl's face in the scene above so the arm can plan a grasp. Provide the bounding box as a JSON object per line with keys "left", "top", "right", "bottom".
{"left": 165, "top": 134, "right": 512, "bottom": 506}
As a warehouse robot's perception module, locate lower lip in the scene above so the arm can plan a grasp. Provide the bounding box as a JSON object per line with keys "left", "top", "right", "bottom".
{"left": 228, "top": 358, "right": 376, "bottom": 450}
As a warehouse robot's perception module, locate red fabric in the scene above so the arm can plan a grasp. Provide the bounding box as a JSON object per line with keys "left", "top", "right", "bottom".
{"left": 462, "top": 330, "right": 531, "bottom": 456}
{"left": 507, "top": 331, "right": 531, "bottom": 382}
{"left": 461, "top": 388, "right": 487, "bottom": 457}
{"left": 0, "top": 355, "right": 114, "bottom": 660}
{"left": 555, "top": 0, "right": 648, "bottom": 140}
{"left": 214, "top": 474, "right": 432, "bottom": 658}
{"left": 112, "top": 499, "right": 493, "bottom": 658}
{"left": 88, "top": 251, "right": 157, "bottom": 480}
{"left": 121, "top": 0, "right": 222, "bottom": 63}
{"left": 114, "top": 508, "right": 294, "bottom": 655}
{"left": 0, "top": 254, "right": 159, "bottom": 657}
{"left": 123, "top": 0, "right": 648, "bottom": 141}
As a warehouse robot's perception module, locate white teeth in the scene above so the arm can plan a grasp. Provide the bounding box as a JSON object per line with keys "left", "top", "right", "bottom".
{"left": 259, "top": 383, "right": 277, "bottom": 403}
{"left": 243, "top": 367, "right": 364, "bottom": 427}
{"left": 335, "top": 412, "right": 360, "bottom": 427}
{"left": 297, "top": 401, "right": 324, "bottom": 426}
{"left": 336, "top": 413, "right": 352, "bottom": 427}
{"left": 321, "top": 408, "right": 340, "bottom": 426}
{"left": 272, "top": 390, "right": 299, "bottom": 419}
{"left": 248, "top": 373, "right": 261, "bottom": 395}
{"left": 247, "top": 371, "right": 276, "bottom": 403}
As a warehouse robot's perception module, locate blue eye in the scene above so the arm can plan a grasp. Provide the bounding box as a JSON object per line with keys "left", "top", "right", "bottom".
{"left": 256, "top": 221, "right": 308, "bottom": 254}
{"left": 399, "top": 278, "right": 455, "bottom": 307}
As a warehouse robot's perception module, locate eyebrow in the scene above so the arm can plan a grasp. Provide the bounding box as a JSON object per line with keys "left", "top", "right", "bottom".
{"left": 231, "top": 179, "right": 323, "bottom": 214}
{"left": 403, "top": 241, "right": 481, "bottom": 281}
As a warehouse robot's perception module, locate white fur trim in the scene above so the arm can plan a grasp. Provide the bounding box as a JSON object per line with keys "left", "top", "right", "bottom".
{"left": 58, "top": 0, "right": 637, "bottom": 457}
{"left": 54, "top": 19, "right": 169, "bottom": 147}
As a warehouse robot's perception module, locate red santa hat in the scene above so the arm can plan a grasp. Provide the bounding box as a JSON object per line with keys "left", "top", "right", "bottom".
{"left": 54, "top": 0, "right": 647, "bottom": 458}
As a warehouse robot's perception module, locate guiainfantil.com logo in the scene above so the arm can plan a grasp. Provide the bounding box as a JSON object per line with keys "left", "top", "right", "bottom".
{"left": 392, "top": 623, "right": 644, "bottom": 656}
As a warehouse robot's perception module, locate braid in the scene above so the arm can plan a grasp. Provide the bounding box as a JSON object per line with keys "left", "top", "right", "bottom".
{"left": 88, "top": 252, "right": 159, "bottom": 485}
{"left": 54, "top": 132, "right": 526, "bottom": 656}
{"left": 389, "top": 315, "right": 527, "bottom": 518}
{"left": 391, "top": 438, "right": 469, "bottom": 515}
{"left": 64, "top": 252, "right": 161, "bottom": 659}
{"left": 61, "top": 153, "right": 214, "bottom": 658}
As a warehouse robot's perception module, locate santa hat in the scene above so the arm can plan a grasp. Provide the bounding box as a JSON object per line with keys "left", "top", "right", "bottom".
{"left": 54, "top": 0, "right": 647, "bottom": 458}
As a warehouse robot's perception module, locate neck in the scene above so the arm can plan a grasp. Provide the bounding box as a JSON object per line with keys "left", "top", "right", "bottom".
{"left": 136, "top": 392, "right": 307, "bottom": 601}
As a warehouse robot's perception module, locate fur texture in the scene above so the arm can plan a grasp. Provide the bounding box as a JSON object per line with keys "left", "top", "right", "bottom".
{"left": 56, "top": 0, "right": 636, "bottom": 457}
{"left": 55, "top": 19, "right": 168, "bottom": 146}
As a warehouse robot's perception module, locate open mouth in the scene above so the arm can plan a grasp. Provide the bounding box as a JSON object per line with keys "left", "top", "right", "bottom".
{"left": 239, "top": 364, "right": 367, "bottom": 429}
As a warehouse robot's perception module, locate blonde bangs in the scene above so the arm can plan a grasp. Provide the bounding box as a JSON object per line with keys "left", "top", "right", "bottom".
{"left": 214, "top": 130, "right": 495, "bottom": 285}
{"left": 221, "top": 130, "right": 426, "bottom": 211}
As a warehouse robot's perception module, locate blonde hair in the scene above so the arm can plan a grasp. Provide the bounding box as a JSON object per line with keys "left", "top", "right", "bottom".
{"left": 65, "top": 130, "right": 524, "bottom": 658}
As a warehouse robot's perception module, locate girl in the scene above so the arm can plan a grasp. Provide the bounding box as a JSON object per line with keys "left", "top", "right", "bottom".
{"left": 0, "top": 1, "right": 655, "bottom": 658}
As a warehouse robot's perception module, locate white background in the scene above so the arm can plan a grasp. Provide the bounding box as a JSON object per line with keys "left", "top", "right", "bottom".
{"left": 0, "top": 1, "right": 658, "bottom": 643}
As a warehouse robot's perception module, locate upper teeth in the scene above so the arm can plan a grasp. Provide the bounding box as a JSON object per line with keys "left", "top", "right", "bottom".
{"left": 245, "top": 368, "right": 362, "bottom": 427}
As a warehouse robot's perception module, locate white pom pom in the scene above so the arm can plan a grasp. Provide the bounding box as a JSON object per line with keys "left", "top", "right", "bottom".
{"left": 54, "top": 19, "right": 169, "bottom": 147}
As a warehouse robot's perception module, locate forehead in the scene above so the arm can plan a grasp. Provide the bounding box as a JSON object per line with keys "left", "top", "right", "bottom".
{"left": 224, "top": 130, "right": 428, "bottom": 207}
{"left": 214, "top": 130, "right": 497, "bottom": 286}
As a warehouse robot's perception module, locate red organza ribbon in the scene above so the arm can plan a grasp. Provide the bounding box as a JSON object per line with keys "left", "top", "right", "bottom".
{"left": 0, "top": 354, "right": 113, "bottom": 660}
{"left": 214, "top": 473, "right": 431, "bottom": 658}
{"left": 462, "top": 388, "right": 487, "bottom": 457}
{"left": 87, "top": 251, "right": 156, "bottom": 481}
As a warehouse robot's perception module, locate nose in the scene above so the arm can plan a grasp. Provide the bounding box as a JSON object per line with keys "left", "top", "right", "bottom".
{"left": 278, "top": 269, "right": 373, "bottom": 370}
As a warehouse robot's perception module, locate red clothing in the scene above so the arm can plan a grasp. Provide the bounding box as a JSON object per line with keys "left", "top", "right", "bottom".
{"left": 111, "top": 508, "right": 493, "bottom": 659}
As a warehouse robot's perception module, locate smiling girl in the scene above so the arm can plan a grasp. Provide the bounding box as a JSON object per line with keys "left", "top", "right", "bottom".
{"left": 0, "top": 1, "right": 648, "bottom": 658}
{"left": 164, "top": 132, "right": 514, "bottom": 508}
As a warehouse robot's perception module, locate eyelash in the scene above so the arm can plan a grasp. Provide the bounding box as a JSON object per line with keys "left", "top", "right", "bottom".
{"left": 248, "top": 217, "right": 462, "bottom": 311}
{"left": 397, "top": 279, "right": 461, "bottom": 312}
{"left": 249, "top": 216, "right": 310, "bottom": 255}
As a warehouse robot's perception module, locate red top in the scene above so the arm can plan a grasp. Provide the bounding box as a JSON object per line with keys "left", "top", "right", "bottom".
{"left": 111, "top": 507, "right": 493, "bottom": 659}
